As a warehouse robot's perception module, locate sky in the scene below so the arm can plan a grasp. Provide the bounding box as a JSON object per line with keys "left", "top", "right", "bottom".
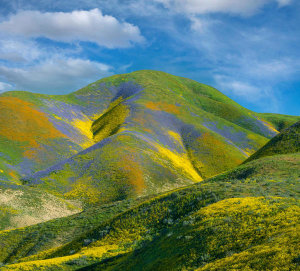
{"left": 0, "top": 0, "right": 299, "bottom": 115}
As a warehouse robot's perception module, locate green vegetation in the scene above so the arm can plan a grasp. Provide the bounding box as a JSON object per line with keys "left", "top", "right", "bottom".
{"left": 0, "top": 70, "right": 281, "bottom": 224}
{"left": 0, "top": 70, "right": 299, "bottom": 270}
{"left": 0, "top": 149, "right": 299, "bottom": 270}
{"left": 92, "top": 97, "right": 129, "bottom": 142}
{"left": 245, "top": 121, "right": 300, "bottom": 163}
{"left": 0, "top": 185, "right": 81, "bottom": 231}
{"left": 259, "top": 112, "right": 300, "bottom": 131}
{"left": 210, "top": 153, "right": 300, "bottom": 181}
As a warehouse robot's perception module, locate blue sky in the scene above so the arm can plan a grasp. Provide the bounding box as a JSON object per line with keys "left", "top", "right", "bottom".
{"left": 0, "top": 0, "right": 299, "bottom": 115}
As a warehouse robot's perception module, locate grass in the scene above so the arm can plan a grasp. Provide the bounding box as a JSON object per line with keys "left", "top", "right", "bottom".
{"left": 0, "top": 184, "right": 81, "bottom": 231}
{"left": 210, "top": 153, "right": 300, "bottom": 181}
{"left": 91, "top": 97, "right": 129, "bottom": 142}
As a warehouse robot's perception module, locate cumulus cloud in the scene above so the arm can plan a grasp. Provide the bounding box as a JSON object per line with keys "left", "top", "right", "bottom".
{"left": 0, "top": 58, "right": 112, "bottom": 94}
{"left": 0, "top": 8, "right": 144, "bottom": 48}
{"left": 156, "top": 0, "right": 292, "bottom": 15}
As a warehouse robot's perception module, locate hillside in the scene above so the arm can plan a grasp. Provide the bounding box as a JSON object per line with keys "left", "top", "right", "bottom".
{"left": 244, "top": 120, "right": 300, "bottom": 163}
{"left": 209, "top": 153, "right": 300, "bottom": 181}
{"left": 0, "top": 70, "right": 286, "bottom": 229}
{"left": 258, "top": 113, "right": 300, "bottom": 131}
{"left": 0, "top": 116, "right": 299, "bottom": 270}
{"left": 0, "top": 148, "right": 299, "bottom": 270}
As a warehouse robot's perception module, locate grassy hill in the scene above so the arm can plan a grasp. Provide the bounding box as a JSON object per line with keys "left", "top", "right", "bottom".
{"left": 0, "top": 149, "right": 299, "bottom": 270}
{"left": 0, "top": 70, "right": 279, "bottom": 185}
{"left": 258, "top": 113, "right": 300, "bottom": 131}
{"left": 0, "top": 70, "right": 298, "bottom": 231}
{"left": 244, "top": 121, "right": 300, "bottom": 163}
{"left": 1, "top": 119, "right": 299, "bottom": 269}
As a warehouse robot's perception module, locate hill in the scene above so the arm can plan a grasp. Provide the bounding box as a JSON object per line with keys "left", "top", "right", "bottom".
{"left": 0, "top": 149, "right": 299, "bottom": 270}
{"left": 0, "top": 70, "right": 298, "bottom": 230}
{"left": 244, "top": 120, "right": 300, "bottom": 163}
{"left": 258, "top": 113, "right": 300, "bottom": 131}
{"left": 0, "top": 71, "right": 299, "bottom": 270}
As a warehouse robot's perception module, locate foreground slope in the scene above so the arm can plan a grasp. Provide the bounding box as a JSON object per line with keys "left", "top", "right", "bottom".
{"left": 0, "top": 70, "right": 291, "bottom": 229}
{"left": 1, "top": 118, "right": 299, "bottom": 270}
{"left": 0, "top": 151, "right": 299, "bottom": 270}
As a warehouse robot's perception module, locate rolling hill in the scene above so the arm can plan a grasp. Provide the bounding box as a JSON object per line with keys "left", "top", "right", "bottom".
{"left": 0, "top": 121, "right": 299, "bottom": 270}
{"left": 0, "top": 70, "right": 279, "bottom": 185}
{"left": 0, "top": 70, "right": 298, "bottom": 232}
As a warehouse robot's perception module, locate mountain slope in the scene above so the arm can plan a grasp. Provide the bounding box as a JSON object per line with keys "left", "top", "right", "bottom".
{"left": 0, "top": 70, "right": 287, "bottom": 228}
{"left": 16, "top": 71, "right": 277, "bottom": 204}
{"left": 0, "top": 70, "right": 278, "bottom": 183}
{"left": 0, "top": 71, "right": 299, "bottom": 270}
{"left": 244, "top": 120, "right": 300, "bottom": 163}
{"left": 0, "top": 184, "right": 81, "bottom": 230}
{"left": 0, "top": 93, "right": 93, "bottom": 184}
{"left": 209, "top": 153, "right": 300, "bottom": 182}
{"left": 1, "top": 117, "right": 299, "bottom": 267}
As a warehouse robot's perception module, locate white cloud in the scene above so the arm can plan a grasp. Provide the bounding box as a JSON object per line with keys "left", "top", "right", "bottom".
{"left": 276, "top": 0, "right": 292, "bottom": 7}
{"left": 190, "top": 17, "right": 204, "bottom": 32}
{"left": 215, "top": 76, "right": 264, "bottom": 101}
{"left": 246, "top": 59, "right": 297, "bottom": 79}
{"left": 0, "top": 8, "right": 144, "bottom": 48}
{"left": 0, "top": 58, "right": 112, "bottom": 94}
{"left": 156, "top": 0, "right": 292, "bottom": 15}
{"left": 213, "top": 74, "right": 280, "bottom": 112}
{"left": 0, "top": 39, "right": 41, "bottom": 62}
{"left": 0, "top": 81, "right": 13, "bottom": 93}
